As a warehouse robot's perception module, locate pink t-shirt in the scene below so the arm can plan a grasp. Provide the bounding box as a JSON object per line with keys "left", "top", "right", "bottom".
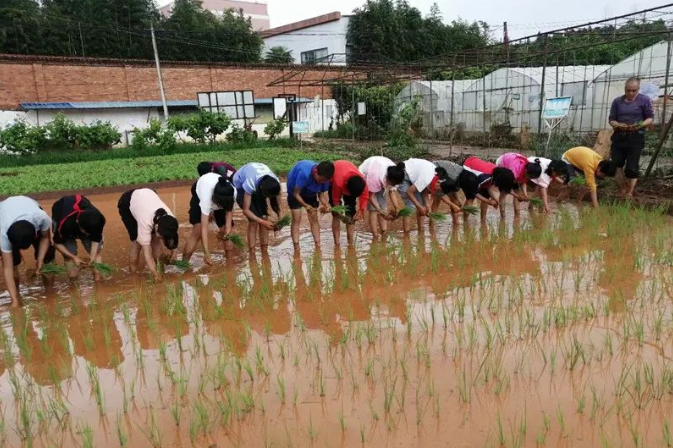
{"left": 129, "top": 189, "right": 175, "bottom": 246}
{"left": 497, "top": 153, "right": 528, "bottom": 183}
{"left": 359, "top": 156, "right": 395, "bottom": 194}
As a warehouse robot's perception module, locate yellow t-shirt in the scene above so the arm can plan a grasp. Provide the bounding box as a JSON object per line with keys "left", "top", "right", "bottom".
{"left": 563, "top": 146, "right": 603, "bottom": 192}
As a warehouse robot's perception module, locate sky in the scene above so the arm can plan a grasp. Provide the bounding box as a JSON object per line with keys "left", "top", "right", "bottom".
{"left": 159, "top": 0, "right": 669, "bottom": 38}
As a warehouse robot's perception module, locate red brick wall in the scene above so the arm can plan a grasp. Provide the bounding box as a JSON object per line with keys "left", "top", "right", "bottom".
{"left": 0, "top": 56, "right": 333, "bottom": 109}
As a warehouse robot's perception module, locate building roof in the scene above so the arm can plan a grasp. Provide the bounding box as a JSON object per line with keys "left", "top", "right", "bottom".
{"left": 20, "top": 98, "right": 313, "bottom": 110}
{"left": 261, "top": 12, "right": 343, "bottom": 38}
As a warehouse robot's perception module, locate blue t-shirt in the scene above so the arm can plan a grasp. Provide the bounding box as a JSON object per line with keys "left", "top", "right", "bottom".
{"left": 286, "top": 160, "right": 329, "bottom": 195}
{"left": 232, "top": 162, "right": 278, "bottom": 195}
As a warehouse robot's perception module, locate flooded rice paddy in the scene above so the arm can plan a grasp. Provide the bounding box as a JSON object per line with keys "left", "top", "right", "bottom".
{"left": 1, "top": 187, "right": 673, "bottom": 447}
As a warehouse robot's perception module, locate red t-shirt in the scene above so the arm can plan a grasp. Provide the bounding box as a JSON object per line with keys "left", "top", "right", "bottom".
{"left": 331, "top": 160, "right": 370, "bottom": 212}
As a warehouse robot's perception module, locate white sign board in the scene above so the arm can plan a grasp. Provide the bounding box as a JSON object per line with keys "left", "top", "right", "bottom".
{"left": 357, "top": 102, "right": 367, "bottom": 116}
{"left": 292, "top": 121, "right": 309, "bottom": 134}
{"left": 197, "top": 90, "right": 255, "bottom": 119}
{"left": 273, "top": 97, "right": 287, "bottom": 120}
{"left": 542, "top": 96, "right": 573, "bottom": 120}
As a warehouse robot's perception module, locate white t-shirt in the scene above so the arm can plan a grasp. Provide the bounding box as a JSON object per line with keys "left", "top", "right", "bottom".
{"left": 404, "top": 158, "right": 437, "bottom": 193}
{"left": 528, "top": 157, "right": 553, "bottom": 188}
{"left": 196, "top": 173, "right": 236, "bottom": 216}
{"left": 232, "top": 163, "right": 278, "bottom": 195}
{"left": 129, "top": 189, "right": 174, "bottom": 246}
{"left": 0, "top": 196, "right": 51, "bottom": 252}
{"left": 359, "top": 156, "right": 395, "bottom": 194}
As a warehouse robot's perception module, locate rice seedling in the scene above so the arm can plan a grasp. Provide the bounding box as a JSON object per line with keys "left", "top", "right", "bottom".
{"left": 461, "top": 205, "right": 480, "bottom": 215}
{"left": 331, "top": 205, "right": 347, "bottom": 215}
{"left": 273, "top": 214, "right": 292, "bottom": 231}
{"left": 396, "top": 206, "right": 414, "bottom": 218}
{"left": 40, "top": 263, "right": 66, "bottom": 275}
{"left": 91, "top": 262, "right": 114, "bottom": 275}
{"left": 170, "top": 259, "right": 191, "bottom": 270}
{"left": 428, "top": 212, "right": 448, "bottom": 221}
{"left": 529, "top": 197, "right": 544, "bottom": 207}
{"left": 569, "top": 176, "right": 587, "bottom": 187}
{"left": 219, "top": 233, "right": 246, "bottom": 249}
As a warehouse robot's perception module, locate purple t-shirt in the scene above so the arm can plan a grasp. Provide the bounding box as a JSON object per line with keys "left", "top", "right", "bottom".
{"left": 609, "top": 94, "right": 654, "bottom": 126}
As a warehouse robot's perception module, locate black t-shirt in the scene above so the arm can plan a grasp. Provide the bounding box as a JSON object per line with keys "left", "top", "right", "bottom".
{"left": 51, "top": 195, "right": 104, "bottom": 244}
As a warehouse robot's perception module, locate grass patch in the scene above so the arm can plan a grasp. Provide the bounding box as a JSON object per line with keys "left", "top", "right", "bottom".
{"left": 0, "top": 147, "right": 344, "bottom": 195}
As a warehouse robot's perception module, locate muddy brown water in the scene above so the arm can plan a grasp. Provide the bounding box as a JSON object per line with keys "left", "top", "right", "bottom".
{"left": 0, "top": 186, "right": 672, "bottom": 447}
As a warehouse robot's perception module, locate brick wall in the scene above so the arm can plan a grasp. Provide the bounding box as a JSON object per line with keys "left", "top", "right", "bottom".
{"left": 0, "top": 56, "right": 333, "bottom": 109}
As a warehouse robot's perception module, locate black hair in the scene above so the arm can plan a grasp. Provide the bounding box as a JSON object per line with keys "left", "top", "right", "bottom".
{"left": 7, "top": 220, "right": 36, "bottom": 250}
{"left": 598, "top": 160, "right": 617, "bottom": 177}
{"left": 346, "top": 175, "right": 366, "bottom": 197}
{"left": 433, "top": 166, "right": 459, "bottom": 195}
{"left": 197, "top": 162, "right": 213, "bottom": 177}
{"left": 78, "top": 209, "right": 106, "bottom": 240}
{"left": 259, "top": 175, "right": 281, "bottom": 216}
{"left": 213, "top": 165, "right": 230, "bottom": 178}
{"left": 525, "top": 160, "right": 543, "bottom": 179}
{"left": 154, "top": 209, "right": 179, "bottom": 250}
{"left": 492, "top": 167, "right": 516, "bottom": 193}
{"left": 457, "top": 170, "right": 479, "bottom": 200}
{"left": 212, "top": 177, "right": 236, "bottom": 212}
{"left": 316, "top": 161, "right": 335, "bottom": 179}
{"left": 547, "top": 159, "right": 569, "bottom": 178}
{"left": 386, "top": 162, "right": 405, "bottom": 185}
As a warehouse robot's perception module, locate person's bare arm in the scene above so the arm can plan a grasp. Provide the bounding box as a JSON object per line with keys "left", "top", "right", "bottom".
{"left": 36, "top": 231, "right": 51, "bottom": 271}
{"left": 200, "top": 214, "right": 213, "bottom": 265}
{"left": 55, "top": 244, "right": 84, "bottom": 265}
{"left": 89, "top": 242, "right": 100, "bottom": 263}
{"left": 406, "top": 185, "right": 427, "bottom": 215}
{"left": 2, "top": 252, "right": 20, "bottom": 307}
{"left": 294, "top": 187, "right": 314, "bottom": 211}
{"left": 318, "top": 192, "right": 331, "bottom": 213}
{"left": 540, "top": 188, "right": 551, "bottom": 213}
{"left": 142, "top": 245, "right": 161, "bottom": 280}
{"left": 590, "top": 189, "right": 599, "bottom": 208}
{"left": 243, "top": 194, "right": 274, "bottom": 230}
{"left": 476, "top": 193, "right": 498, "bottom": 208}
{"left": 441, "top": 195, "right": 462, "bottom": 213}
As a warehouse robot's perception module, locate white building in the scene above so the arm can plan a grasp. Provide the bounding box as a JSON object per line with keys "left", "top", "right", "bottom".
{"left": 160, "top": 0, "right": 270, "bottom": 30}
{"left": 261, "top": 12, "right": 351, "bottom": 65}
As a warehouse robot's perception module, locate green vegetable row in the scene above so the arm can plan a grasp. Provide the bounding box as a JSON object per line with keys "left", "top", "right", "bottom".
{"left": 0, "top": 148, "right": 344, "bottom": 195}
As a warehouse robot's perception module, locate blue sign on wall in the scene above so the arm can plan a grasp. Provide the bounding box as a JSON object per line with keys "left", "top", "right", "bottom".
{"left": 542, "top": 97, "right": 573, "bottom": 119}
{"left": 292, "top": 121, "right": 310, "bottom": 134}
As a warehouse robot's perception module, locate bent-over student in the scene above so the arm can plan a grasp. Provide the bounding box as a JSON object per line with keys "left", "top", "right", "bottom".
{"left": 398, "top": 158, "right": 462, "bottom": 232}
{"left": 183, "top": 172, "right": 236, "bottom": 264}
{"left": 463, "top": 157, "right": 518, "bottom": 219}
{"left": 329, "top": 160, "right": 369, "bottom": 246}
{"left": 286, "top": 160, "right": 335, "bottom": 249}
{"left": 197, "top": 161, "right": 237, "bottom": 178}
{"left": 117, "top": 188, "right": 179, "bottom": 281}
{"left": 0, "top": 196, "right": 54, "bottom": 307}
{"left": 232, "top": 162, "right": 282, "bottom": 251}
{"left": 358, "top": 156, "right": 405, "bottom": 238}
{"left": 495, "top": 153, "right": 542, "bottom": 215}
{"left": 526, "top": 157, "right": 569, "bottom": 213}
{"left": 562, "top": 146, "right": 617, "bottom": 208}
{"left": 433, "top": 160, "right": 499, "bottom": 215}
{"left": 52, "top": 195, "right": 106, "bottom": 280}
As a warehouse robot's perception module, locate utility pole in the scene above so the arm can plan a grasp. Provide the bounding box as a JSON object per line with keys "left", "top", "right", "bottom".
{"left": 151, "top": 23, "right": 170, "bottom": 120}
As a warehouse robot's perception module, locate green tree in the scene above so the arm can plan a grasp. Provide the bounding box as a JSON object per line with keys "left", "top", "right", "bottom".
{"left": 0, "top": 0, "right": 43, "bottom": 54}
{"left": 347, "top": 0, "right": 490, "bottom": 63}
{"left": 264, "top": 46, "right": 294, "bottom": 64}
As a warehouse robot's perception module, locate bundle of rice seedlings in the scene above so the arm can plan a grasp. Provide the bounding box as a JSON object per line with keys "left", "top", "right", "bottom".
{"left": 569, "top": 177, "right": 586, "bottom": 187}
{"left": 529, "top": 197, "right": 544, "bottom": 207}
{"left": 461, "top": 205, "right": 480, "bottom": 216}
{"left": 91, "top": 262, "right": 115, "bottom": 275}
{"left": 428, "top": 212, "right": 448, "bottom": 221}
{"left": 171, "top": 259, "right": 191, "bottom": 270}
{"left": 396, "top": 207, "right": 414, "bottom": 218}
{"left": 41, "top": 263, "right": 66, "bottom": 275}
{"left": 331, "top": 205, "right": 347, "bottom": 215}
{"left": 221, "top": 234, "right": 246, "bottom": 249}
{"left": 273, "top": 215, "right": 292, "bottom": 231}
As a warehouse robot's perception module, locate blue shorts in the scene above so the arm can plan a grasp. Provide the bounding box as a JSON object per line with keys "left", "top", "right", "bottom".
{"left": 287, "top": 188, "right": 322, "bottom": 209}
{"left": 398, "top": 176, "right": 426, "bottom": 209}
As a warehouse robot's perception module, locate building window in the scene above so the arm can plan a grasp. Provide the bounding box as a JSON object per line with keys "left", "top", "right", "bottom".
{"left": 301, "top": 48, "right": 329, "bottom": 64}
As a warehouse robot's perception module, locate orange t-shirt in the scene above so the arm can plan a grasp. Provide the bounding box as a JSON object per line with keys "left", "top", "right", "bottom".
{"left": 331, "top": 160, "right": 370, "bottom": 212}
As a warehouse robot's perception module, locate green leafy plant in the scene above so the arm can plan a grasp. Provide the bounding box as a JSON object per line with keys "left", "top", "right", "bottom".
{"left": 429, "top": 212, "right": 448, "bottom": 221}
{"left": 397, "top": 207, "right": 414, "bottom": 217}
{"left": 131, "top": 119, "right": 177, "bottom": 152}
{"left": 461, "top": 205, "right": 480, "bottom": 215}
{"left": 219, "top": 233, "right": 246, "bottom": 249}
{"left": 264, "top": 118, "right": 287, "bottom": 140}
{"left": 41, "top": 263, "right": 66, "bottom": 275}
{"left": 569, "top": 177, "right": 587, "bottom": 187}
{"left": 227, "top": 124, "right": 257, "bottom": 145}
{"left": 529, "top": 197, "right": 544, "bottom": 207}
{"left": 273, "top": 215, "right": 292, "bottom": 231}
{"left": 91, "top": 262, "right": 115, "bottom": 276}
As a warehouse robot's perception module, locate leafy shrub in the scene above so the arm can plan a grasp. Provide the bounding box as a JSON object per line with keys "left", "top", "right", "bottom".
{"left": 0, "top": 120, "right": 47, "bottom": 154}
{"left": 0, "top": 114, "right": 120, "bottom": 153}
{"left": 227, "top": 123, "right": 258, "bottom": 145}
{"left": 388, "top": 98, "right": 422, "bottom": 148}
{"left": 264, "top": 118, "right": 287, "bottom": 140}
{"left": 131, "top": 119, "right": 177, "bottom": 152}
{"left": 167, "top": 110, "right": 231, "bottom": 144}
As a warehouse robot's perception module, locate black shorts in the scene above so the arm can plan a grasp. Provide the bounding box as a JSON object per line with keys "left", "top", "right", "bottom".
{"left": 188, "top": 183, "right": 227, "bottom": 227}
{"left": 13, "top": 232, "right": 55, "bottom": 267}
{"left": 236, "top": 189, "right": 269, "bottom": 219}
{"left": 611, "top": 132, "right": 645, "bottom": 179}
{"left": 287, "top": 188, "right": 321, "bottom": 210}
{"left": 118, "top": 189, "right": 138, "bottom": 242}
{"left": 328, "top": 186, "right": 357, "bottom": 217}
